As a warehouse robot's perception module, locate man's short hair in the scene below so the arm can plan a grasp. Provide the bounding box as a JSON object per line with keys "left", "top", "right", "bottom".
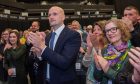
{"left": 32, "top": 21, "right": 40, "bottom": 26}
{"left": 124, "top": 6, "right": 139, "bottom": 15}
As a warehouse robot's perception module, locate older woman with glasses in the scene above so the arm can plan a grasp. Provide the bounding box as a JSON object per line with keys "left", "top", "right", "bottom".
{"left": 93, "top": 19, "right": 133, "bottom": 84}
{"left": 0, "top": 28, "right": 12, "bottom": 84}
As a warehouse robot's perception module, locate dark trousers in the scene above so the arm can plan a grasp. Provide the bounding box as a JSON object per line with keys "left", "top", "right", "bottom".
{"left": 45, "top": 80, "right": 49, "bottom": 84}
{"left": 45, "top": 79, "right": 79, "bottom": 84}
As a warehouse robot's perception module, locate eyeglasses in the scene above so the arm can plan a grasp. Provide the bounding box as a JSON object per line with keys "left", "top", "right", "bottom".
{"left": 104, "top": 27, "right": 118, "bottom": 34}
{"left": 2, "top": 33, "right": 9, "bottom": 35}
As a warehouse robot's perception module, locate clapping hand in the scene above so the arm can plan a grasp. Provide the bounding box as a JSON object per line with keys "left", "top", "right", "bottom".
{"left": 132, "top": 68, "right": 140, "bottom": 83}
{"left": 8, "top": 68, "right": 15, "bottom": 76}
{"left": 97, "top": 54, "right": 109, "bottom": 73}
{"left": 94, "top": 49, "right": 109, "bottom": 73}
{"left": 128, "top": 47, "right": 140, "bottom": 83}
{"left": 27, "top": 32, "right": 46, "bottom": 51}
{"left": 128, "top": 47, "right": 140, "bottom": 73}
{"left": 30, "top": 47, "right": 42, "bottom": 57}
{"left": 122, "top": 17, "right": 134, "bottom": 32}
{"left": 4, "top": 43, "right": 12, "bottom": 51}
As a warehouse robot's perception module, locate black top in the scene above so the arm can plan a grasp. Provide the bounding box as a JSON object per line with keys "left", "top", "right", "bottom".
{"left": 0, "top": 43, "right": 8, "bottom": 81}
{"left": 130, "top": 22, "right": 140, "bottom": 47}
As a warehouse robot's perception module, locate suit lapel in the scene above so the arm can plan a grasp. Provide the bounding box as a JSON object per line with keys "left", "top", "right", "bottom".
{"left": 45, "top": 33, "right": 52, "bottom": 46}
{"left": 54, "top": 27, "right": 67, "bottom": 51}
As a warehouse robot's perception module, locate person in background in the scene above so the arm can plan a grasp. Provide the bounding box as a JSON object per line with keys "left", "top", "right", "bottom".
{"left": 1, "top": 29, "right": 12, "bottom": 52}
{"left": 138, "top": 16, "right": 140, "bottom": 23}
{"left": 19, "top": 30, "right": 23, "bottom": 38}
{"left": 26, "top": 21, "right": 46, "bottom": 84}
{"left": 0, "top": 28, "right": 12, "bottom": 84}
{"left": 82, "top": 26, "right": 88, "bottom": 43}
{"left": 71, "top": 20, "right": 83, "bottom": 35}
{"left": 29, "top": 21, "right": 40, "bottom": 32}
{"left": 82, "top": 25, "right": 93, "bottom": 44}
{"left": 123, "top": 6, "right": 140, "bottom": 47}
{"left": 93, "top": 19, "right": 132, "bottom": 84}
{"left": 27, "top": 6, "right": 81, "bottom": 84}
{"left": 86, "top": 25, "right": 93, "bottom": 33}
{"left": 20, "top": 30, "right": 30, "bottom": 45}
{"left": 82, "top": 20, "right": 106, "bottom": 84}
{"left": 71, "top": 20, "right": 86, "bottom": 55}
{"left": 4, "top": 30, "right": 28, "bottom": 84}
{"left": 67, "top": 22, "right": 72, "bottom": 29}
{"left": 44, "top": 29, "right": 51, "bottom": 37}
{"left": 71, "top": 20, "right": 87, "bottom": 84}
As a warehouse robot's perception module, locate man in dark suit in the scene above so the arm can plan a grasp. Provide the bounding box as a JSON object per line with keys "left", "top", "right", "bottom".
{"left": 27, "top": 6, "right": 81, "bottom": 84}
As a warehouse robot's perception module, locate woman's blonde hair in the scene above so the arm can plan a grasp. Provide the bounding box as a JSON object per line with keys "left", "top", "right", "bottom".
{"left": 104, "top": 19, "right": 131, "bottom": 43}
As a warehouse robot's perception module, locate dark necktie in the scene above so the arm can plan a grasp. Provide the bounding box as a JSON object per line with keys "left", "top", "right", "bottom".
{"left": 46, "top": 32, "right": 56, "bottom": 80}
{"left": 49, "top": 32, "right": 56, "bottom": 49}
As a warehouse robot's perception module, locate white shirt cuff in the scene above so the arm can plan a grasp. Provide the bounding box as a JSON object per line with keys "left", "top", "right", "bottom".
{"left": 41, "top": 46, "right": 47, "bottom": 55}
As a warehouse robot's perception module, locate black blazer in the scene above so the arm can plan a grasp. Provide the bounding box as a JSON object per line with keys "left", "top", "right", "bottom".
{"left": 0, "top": 43, "right": 8, "bottom": 82}
{"left": 41, "top": 27, "right": 81, "bottom": 84}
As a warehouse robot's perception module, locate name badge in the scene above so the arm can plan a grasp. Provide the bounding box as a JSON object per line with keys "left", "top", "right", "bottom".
{"left": 75, "top": 62, "right": 81, "bottom": 70}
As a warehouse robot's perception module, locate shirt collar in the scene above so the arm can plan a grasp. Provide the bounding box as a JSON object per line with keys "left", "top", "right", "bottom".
{"left": 53, "top": 24, "right": 65, "bottom": 36}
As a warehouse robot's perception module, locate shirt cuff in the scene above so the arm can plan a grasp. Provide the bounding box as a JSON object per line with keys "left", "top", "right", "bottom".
{"left": 41, "top": 46, "right": 47, "bottom": 55}
{"left": 83, "top": 55, "right": 91, "bottom": 61}
{"left": 37, "top": 57, "right": 42, "bottom": 61}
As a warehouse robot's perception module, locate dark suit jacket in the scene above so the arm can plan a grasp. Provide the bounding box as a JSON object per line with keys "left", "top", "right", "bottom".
{"left": 0, "top": 43, "right": 8, "bottom": 81}
{"left": 41, "top": 27, "right": 81, "bottom": 84}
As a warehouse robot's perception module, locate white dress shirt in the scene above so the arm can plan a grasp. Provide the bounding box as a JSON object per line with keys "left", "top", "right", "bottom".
{"left": 46, "top": 24, "right": 65, "bottom": 80}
